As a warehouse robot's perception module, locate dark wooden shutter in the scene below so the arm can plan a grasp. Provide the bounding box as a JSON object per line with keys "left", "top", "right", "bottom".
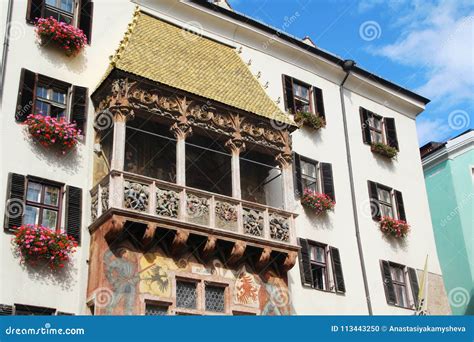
{"left": 57, "top": 311, "right": 74, "bottom": 315}
{"left": 71, "top": 86, "right": 88, "bottom": 135}
{"left": 385, "top": 118, "right": 399, "bottom": 150}
{"left": 282, "top": 75, "right": 295, "bottom": 113}
{"left": 330, "top": 247, "right": 345, "bottom": 293}
{"left": 292, "top": 152, "right": 302, "bottom": 197}
{"left": 408, "top": 267, "right": 419, "bottom": 308}
{"left": 367, "top": 181, "right": 381, "bottom": 221}
{"left": 4, "top": 173, "right": 26, "bottom": 232}
{"left": 26, "top": 0, "right": 43, "bottom": 23}
{"left": 0, "top": 305, "right": 13, "bottom": 315}
{"left": 394, "top": 190, "right": 406, "bottom": 221}
{"left": 359, "top": 107, "right": 371, "bottom": 144}
{"left": 313, "top": 86, "right": 325, "bottom": 120}
{"left": 65, "top": 186, "right": 82, "bottom": 244}
{"left": 380, "top": 260, "right": 396, "bottom": 305}
{"left": 298, "top": 238, "right": 313, "bottom": 287}
{"left": 79, "top": 0, "right": 94, "bottom": 42}
{"left": 320, "top": 162, "right": 335, "bottom": 201}
{"left": 16, "top": 68, "right": 37, "bottom": 122}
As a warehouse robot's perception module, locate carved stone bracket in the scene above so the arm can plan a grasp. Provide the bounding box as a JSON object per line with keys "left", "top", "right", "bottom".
{"left": 171, "top": 229, "right": 189, "bottom": 257}
{"left": 225, "top": 138, "right": 246, "bottom": 155}
{"left": 141, "top": 224, "right": 157, "bottom": 249}
{"left": 255, "top": 247, "right": 272, "bottom": 271}
{"left": 201, "top": 236, "right": 217, "bottom": 261}
{"left": 281, "top": 251, "right": 297, "bottom": 272}
{"left": 103, "top": 215, "right": 126, "bottom": 243}
{"left": 275, "top": 153, "right": 293, "bottom": 168}
{"left": 170, "top": 122, "right": 193, "bottom": 140}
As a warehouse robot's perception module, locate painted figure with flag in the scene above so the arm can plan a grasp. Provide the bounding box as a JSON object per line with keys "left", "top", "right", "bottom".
{"left": 415, "top": 255, "right": 429, "bottom": 315}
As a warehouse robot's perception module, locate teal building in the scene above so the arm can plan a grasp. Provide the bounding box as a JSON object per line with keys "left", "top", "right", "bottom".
{"left": 421, "top": 130, "right": 473, "bottom": 315}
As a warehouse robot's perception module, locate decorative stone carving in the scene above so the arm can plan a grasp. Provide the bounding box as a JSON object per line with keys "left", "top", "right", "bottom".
{"left": 124, "top": 181, "right": 149, "bottom": 212}
{"left": 215, "top": 201, "right": 238, "bottom": 231}
{"left": 156, "top": 188, "right": 179, "bottom": 218}
{"left": 170, "top": 122, "right": 192, "bottom": 139}
{"left": 228, "top": 241, "right": 246, "bottom": 265}
{"left": 243, "top": 208, "right": 264, "bottom": 237}
{"left": 282, "top": 251, "right": 298, "bottom": 271}
{"left": 186, "top": 193, "right": 209, "bottom": 225}
{"left": 269, "top": 213, "right": 290, "bottom": 242}
{"left": 101, "top": 184, "right": 109, "bottom": 212}
{"left": 91, "top": 191, "right": 98, "bottom": 222}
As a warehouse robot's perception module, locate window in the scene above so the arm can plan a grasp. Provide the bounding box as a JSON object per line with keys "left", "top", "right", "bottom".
{"left": 282, "top": 75, "right": 325, "bottom": 118}
{"left": 368, "top": 181, "right": 406, "bottom": 221}
{"left": 293, "top": 153, "right": 335, "bottom": 201}
{"left": 175, "top": 279, "right": 228, "bottom": 315}
{"left": 16, "top": 69, "right": 88, "bottom": 134}
{"left": 298, "top": 239, "right": 346, "bottom": 293}
{"left": 35, "top": 81, "right": 68, "bottom": 119}
{"left": 24, "top": 180, "right": 62, "bottom": 231}
{"left": 145, "top": 303, "right": 169, "bottom": 316}
{"left": 176, "top": 281, "right": 197, "bottom": 310}
{"left": 15, "top": 304, "right": 55, "bottom": 315}
{"left": 4, "top": 173, "right": 82, "bottom": 243}
{"left": 360, "top": 107, "right": 399, "bottom": 150}
{"left": 26, "top": 1, "right": 94, "bottom": 42}
{"left": 380, "top": 260, "right": 419, "bottom": 309}
{"left": 205, "top": 285, "right": 225, "bottom": 313}
{"left": 44, "top": 0, "right": 75, "bottom": 24}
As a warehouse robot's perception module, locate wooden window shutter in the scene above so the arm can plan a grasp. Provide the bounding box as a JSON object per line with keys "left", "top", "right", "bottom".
{"left": 65, "top": 186, "right": 82, "bottom": 244}
{"left": 16, "top": 68, "right": 37, "bottom": 122}
{"left": 71, "top": 86, "right": 88, "bottom": 136}
{"left": 26, "top": 0, "right": 44, "bottom": 23}
{"left": 408, "top": 267, "right": 419, "bottom": 308}
{"left": 298, "top": 238, "right": 313, "bottom": 287}
{"left": 292, "top": 152, "right": 302, "bottom": 197}
{"left": 359, "top": 107, "right": 371, "bottom": 144}
{"left": 313, "top": 86, "right": 325, "bottom": 120}
{"left": 4, "top": 173, "right": 26, "bottom": 232}
{"left": 282, "top": 75, "right": 295, "bottom": 113}
{"left": 79, "top": 0, "right": 94, "bottom": 42}
{"left": 0, "top": 305, "right": 13, "bottom": 315}
{"left": 320, "top": 162, "right": 335, "bottom": 201}
{"left": 330, "top": 247, "right": 345, "bottom": 293}
{"left": 384, "top": 118, "right": 399, "bottom": 150}
{"left": 367, "top": 181, "right": 381, "bottom": 221}
{"left": 380, "top": 260, "right": 396, "bottom": 305}
{"left": 394, "top": 190, "right": 406, "bottom": 221}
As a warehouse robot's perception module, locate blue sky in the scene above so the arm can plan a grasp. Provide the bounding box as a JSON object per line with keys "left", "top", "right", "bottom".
{"left": 227, "top": 0, "right": 473, "bottom": 146}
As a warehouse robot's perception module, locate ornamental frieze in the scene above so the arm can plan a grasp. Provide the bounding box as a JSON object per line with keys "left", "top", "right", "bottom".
{"left": 94, "top": 78, "right": 292, "bottom": 153}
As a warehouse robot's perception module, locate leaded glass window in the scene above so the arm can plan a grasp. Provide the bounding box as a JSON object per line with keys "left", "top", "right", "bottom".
{"left": 205, "top": 285, "right": 225, "bottom": 313}
{"left": 176, "top": 281, "right": 197, "bottom": 309}
{"left": 145, "top": 304, "right": 168, "bottom": 316}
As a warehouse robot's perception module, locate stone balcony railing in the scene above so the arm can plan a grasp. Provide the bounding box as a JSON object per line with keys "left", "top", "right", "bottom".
{"left": 90, "top": 170, "right": 298, "bottom": 249}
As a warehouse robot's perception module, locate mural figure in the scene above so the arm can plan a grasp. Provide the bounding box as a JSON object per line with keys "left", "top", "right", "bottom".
{"left": 103, "top": 248, "right": 139, "bottom": 315}
{"left": 234, "top": 269, "right": 260, "bottom": 307}
{"left": 139, "top": 253, "right": 174, "bottom": 298}
{"left": 260, "top": 271, "right": 291, "bottom": 316}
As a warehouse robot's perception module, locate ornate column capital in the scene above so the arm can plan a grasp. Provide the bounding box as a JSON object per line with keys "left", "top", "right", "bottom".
{"left": 170, "top": 122, "right": 193, "bottom": 139}
{"left": 94, "top": 107, "right": 134, "bottom": 131}
{"left": 225, "top": 138, "right": 246, "bottom": 155}
{"left": 275, "top": 153, "right": 293, "bottom": 168}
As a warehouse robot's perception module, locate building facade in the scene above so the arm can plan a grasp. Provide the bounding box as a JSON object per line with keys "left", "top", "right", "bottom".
{"left": 421, "top": 130, "right": 473, "bottom": 315}
{"left": 0, "top": 0, "right": 450, "bottom": 315}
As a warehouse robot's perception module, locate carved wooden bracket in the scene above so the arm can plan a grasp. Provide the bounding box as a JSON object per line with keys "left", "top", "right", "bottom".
{"left": 225, "top": 138, "right": 246, "bottom": 155}
{"left": 170, "top": 122, "right": 193, "bottom": 140}
{"left": 227, "top": 241, "right": 247, "bottom": 266}
{"left": 104, "top": 215, "right": 126, "bottom": 243}
{"left": 281, "top": 251, "right": 298, "bottom": 272}
{"left": 201, "top": 235, "right": 217, "bottom": 261}
{"left": 255, "top": 247, "right": 272, "bottom": 271}
{"left": 171, "top": 229, "right": 189, "bottom": 256}
{"left": 141, "top": 223, "right": 157, "bottom": 250}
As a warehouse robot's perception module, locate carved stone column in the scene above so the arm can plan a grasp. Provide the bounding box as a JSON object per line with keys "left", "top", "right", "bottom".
{"left": 276, "top": 153, "right": 294, "bottom": 211}
{"left": 170, "top": 122, "right": 192, "bottom": 186}
{"left": 110, "top": 107, "right": 134, "bottom": 171}
{"left": 225, "top": 138, "right": 246, "bottom": 199}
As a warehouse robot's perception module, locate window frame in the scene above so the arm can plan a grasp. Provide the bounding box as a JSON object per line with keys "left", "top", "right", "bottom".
{"left": 299, "top": 156, "right": 320, "bottom": 193}
{"left": 144, "top": 301, "right": 171, "bottom": 316}
{"left": 24, "top": 177, "right": 64, "bottom": 232}
{"left": 292, "top": 80, "right": 313, "bottom": 114}
{"left": 33, "top": 75, "right": 72, "bottom": 121}
{"left": 388, "top": 262, "right": 412, "bottom": 309}
{"left": 376, "top": 183, "right": 394, "bottom": 219}
{"left": 308, "top": 241, "right": 329, "bottom": 291}
{"left": 43, "top": 0, "right": 77, "bottom": 25}
{"left": 14, "top": 304, "right": 56, "bottom": 315}
{"left": 367, "top": 112, "right": 386, "bottom": 144}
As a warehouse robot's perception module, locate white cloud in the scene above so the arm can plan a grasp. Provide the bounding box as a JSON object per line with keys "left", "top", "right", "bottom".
{"left": 416, "top": 118, "right": 452, "bottom": 145}
{"left": 370, "top": 1, "right": 474, "bottom": 105}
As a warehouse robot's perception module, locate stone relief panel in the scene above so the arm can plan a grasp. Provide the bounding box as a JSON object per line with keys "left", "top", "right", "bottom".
{"left": 124, "top": 181, "right": 149, "bottom": 212}
{"left": 156, "top": 188, "right": 179, "bottom": 218}
{"left": 215, "top": 201, "right": 238, "bottom": 231}
{"left": 186, "top": 193, "right": 210, "bottom": 226}
{"left": 243, "top": 208, "right": 264, "bottom": 237}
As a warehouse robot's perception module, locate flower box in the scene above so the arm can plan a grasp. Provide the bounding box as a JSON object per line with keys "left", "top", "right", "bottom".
{"left": 13, "top": 225, "right": 78, "bottom": 270}
{"left": 301, "top": 189, "right": 335, "bottom": 214}
{"left": 25, "top": 114, "right": 80, "bottom": 153}
{"left": 35, "top": 17, "right": 87, "bottom": 57}
{"left": 371, "top": 142, "right": 398, "bottom": 159}
{"left": 294, "top": 111, "right": 326, "bottom": 130}
{"left": 379, "top": 216, "right": 410, "bottom": 238}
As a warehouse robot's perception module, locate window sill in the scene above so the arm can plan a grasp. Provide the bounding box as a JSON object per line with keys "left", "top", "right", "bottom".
{"left": 387, "top": 303, "right": 415, "bottom": 311}
{"left": 302, "top": 284, "right": 345, "bottom": 296}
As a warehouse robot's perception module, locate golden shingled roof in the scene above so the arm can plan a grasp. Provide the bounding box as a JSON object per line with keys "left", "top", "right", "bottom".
{"left": 108, "top": 10, "right": 294, "bottom": 125}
